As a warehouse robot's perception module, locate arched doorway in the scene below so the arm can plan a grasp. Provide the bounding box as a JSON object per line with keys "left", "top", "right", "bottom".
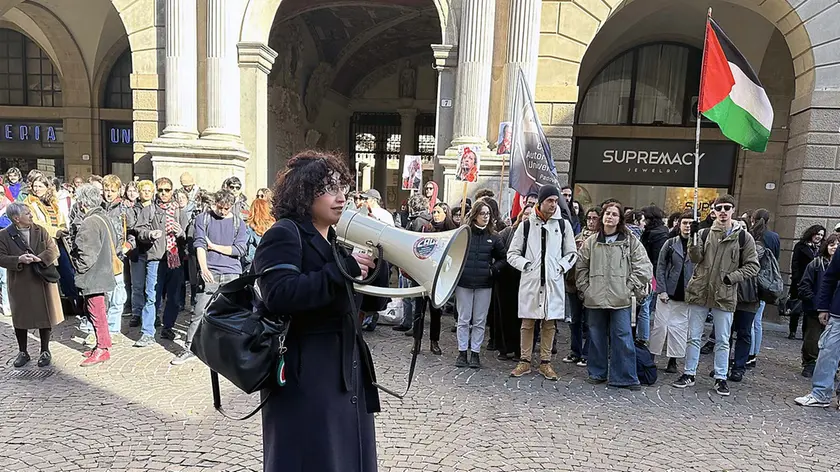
{"left": 266, "top": 0, "right": 443, "bottom": 209}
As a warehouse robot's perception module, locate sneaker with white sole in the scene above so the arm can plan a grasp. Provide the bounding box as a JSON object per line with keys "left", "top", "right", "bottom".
{"left": 672, "top": 374, "right": 695, "bottom": 388}
{"left": 171, "top": 350, "right": 197, "bottom": 366}
{"left": 794, "top": 394, "right": 831, "bottom": 408}
{"left": 714, "top": 379, "right": 730, "bottom": 396}
{"left": 576, "top": 358, "right": 587, "bottom": 367}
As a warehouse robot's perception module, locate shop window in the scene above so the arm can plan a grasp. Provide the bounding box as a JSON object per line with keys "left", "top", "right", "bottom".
{"left": 105, "top": 50, "right": 132, "bottom": 109}
{"left": 578, "top": 42, "right": 701, "bottom": 127}
{"left": 0, "top": 29, "right": 61, "bottom": 107}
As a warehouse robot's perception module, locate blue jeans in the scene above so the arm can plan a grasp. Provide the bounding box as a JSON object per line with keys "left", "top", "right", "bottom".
{"left": 57, "top": 242, "right": 79, "bottom": 301}
{"left": 685, "top": 305, "right": 733, "bottom": 379}
{"left": 157, "top": 262, "right": 184, "bottom": 329}
{"left": 0, "top": 267, "right": 9, "bottom": 313}
{"left": 79, "top": 275, "right": 125, "bottom": 334}
{"left": 731, "top": 309, "right": 756, "bottom": 374}
{"left": 131, "top": 254, "right": 160, "bottom": 336}
{"left": 750, "top": 300, "right": 765, "bottom": 356}
{"left": 809, "top": 316, "right": 840, "bottom": 402}
{"left": 637, "top": 293, "right": 655, "bottom": 342}
{"left": 587, "top": 307, "right": 639, "bottom": 387}
{"left": 567, "top": 294, "right": 588, "bottom": 359}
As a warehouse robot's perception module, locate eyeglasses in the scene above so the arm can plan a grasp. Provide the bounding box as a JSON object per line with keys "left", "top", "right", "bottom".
{"left": 713, "top": 204, "right": 733, "bottom": 212}
{"left": 325, "top": 182, "right": 350, "bottom": 196}
{"left": 157, "top": 188, "right": 173, "bottom": 193}
{"left": 425, "top": 187, "right": 434, "bottom": 191}
{"left": 478, "top": 211, "right": 491, "bottom": 217}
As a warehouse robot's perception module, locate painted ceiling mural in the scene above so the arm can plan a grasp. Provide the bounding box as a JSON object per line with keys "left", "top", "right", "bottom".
{"left": 271, "top": 1, "right": 440, "bottom": 98}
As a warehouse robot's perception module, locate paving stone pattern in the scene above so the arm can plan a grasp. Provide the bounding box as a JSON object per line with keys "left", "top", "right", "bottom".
{"left": 1, "top": 312, "right": 839, "bottom": 472}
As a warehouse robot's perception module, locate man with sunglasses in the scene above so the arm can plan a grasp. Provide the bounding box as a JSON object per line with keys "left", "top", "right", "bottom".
{"left": 223, "top": 177, "right": 247, "bottom": 219}
{"left": 672, "top": 194, "right": 759, "bottom": 396}
{"left": 133, "top": 177, "right": 189, "bottom": 347}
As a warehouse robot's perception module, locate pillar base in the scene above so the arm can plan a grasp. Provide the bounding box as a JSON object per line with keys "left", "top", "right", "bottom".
{"left": 147, "top": 136, "right": 249, "bottom": 192}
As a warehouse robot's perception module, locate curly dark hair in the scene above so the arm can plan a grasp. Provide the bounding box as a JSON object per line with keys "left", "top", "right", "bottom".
{"left": 272, "top": 150, "right": 352, "bottom": 220}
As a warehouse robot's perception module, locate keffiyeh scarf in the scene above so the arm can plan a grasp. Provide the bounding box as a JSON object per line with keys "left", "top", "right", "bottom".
{"left": 157, "top": 200, "right": 181, "bottom": 269}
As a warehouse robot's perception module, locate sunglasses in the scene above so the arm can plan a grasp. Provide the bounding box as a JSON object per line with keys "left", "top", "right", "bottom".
{"left": 157, "top": 188, "right": 173, "bottom": 193}
{"left": 257, "top": 193, "right": 266, "bottom": 198}
{"left": 228, "top": 185, "right": 241, "bottom": 191}
{"left": 713, "top": 204, "right": 733, "bottom": 212}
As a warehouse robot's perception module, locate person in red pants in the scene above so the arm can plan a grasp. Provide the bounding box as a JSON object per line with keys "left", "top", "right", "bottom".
{"left": 71, "top": 184, "right": 119, "bottom": 366}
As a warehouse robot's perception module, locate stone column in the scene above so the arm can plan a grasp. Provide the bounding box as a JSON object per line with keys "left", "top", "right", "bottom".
{"left": 398, "top": 108, "right": 418, "bottom": 206}
{"left": 503, "top": 0, "right": 541, "bottom": 121}
{"left": 239, "top": 42, "right": 277, "bottom": 197}
{"left": 448, "top": 0, "right": 496, "bottom": 151}
{"left": 432, "top": 44, "right": 458, "bottom": 183}
{"left": 161, "top": 0, "right": 198, "bottom": 138}
{"left": 203, "top": 0, "right": 241, "bottom": 140}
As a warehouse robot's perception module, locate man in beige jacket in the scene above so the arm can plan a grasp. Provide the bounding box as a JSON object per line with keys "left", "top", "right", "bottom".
{"left": 672, "top": 194, "right": 759, "bottom": 396}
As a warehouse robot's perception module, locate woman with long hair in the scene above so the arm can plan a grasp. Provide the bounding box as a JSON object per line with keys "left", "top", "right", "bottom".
{"left": 245, "top": 198, "right": 275, "bottom": 266}
{"left": 454, "top": 199, "right": 506, "bottom": 369}
{"left": 24, "top": 175, "right": 78, "bottom": 311}
{"left": 495, "top": 205, "right": 533, "bottom": 360}
{"left": 576, "top": 202, "right": 653, "bottom": 389}
{"left": 255, "top": 150, "right": 380, "bottom": 471}
{"left": 797, "top": 232, "right": 839, "bottom": 378}
{"left": 790, "top": 224, "right": 826, "bottom": 339}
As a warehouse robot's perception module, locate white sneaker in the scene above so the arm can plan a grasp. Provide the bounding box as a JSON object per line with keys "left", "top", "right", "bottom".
{"left": 794, "top": 394, "right": 830, "bottom": 408}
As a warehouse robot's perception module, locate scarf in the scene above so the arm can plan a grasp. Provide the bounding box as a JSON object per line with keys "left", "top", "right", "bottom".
{"left": 157, "top": 200, "right": 181, "bottom": 269}
{"left": 26, "top": 195, "right": 61, "bottom": 229}
{"left": 535, "top": 206, "right": 550, "bottom": 223}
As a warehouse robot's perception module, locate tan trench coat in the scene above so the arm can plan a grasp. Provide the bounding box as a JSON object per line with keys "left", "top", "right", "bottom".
{"left": 0, "top": 224, "right": 64, "bottom": 329}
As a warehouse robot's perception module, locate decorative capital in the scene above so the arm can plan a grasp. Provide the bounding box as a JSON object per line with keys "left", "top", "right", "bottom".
{"left": 237, "top": 42, "right": 278, "bottom": 74}
{"left": 431, "top": 44, "right": 458, "bottom": 70}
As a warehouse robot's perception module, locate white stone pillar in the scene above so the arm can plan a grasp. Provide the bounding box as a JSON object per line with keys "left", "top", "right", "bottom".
{"left": 432, "top": 44, "right": 458, "bottom": 183}
{"left": 503, "top": 0, "right": 541, "bottom": 121}
{"left": 203, "top": 0, "right": 241, "bottom": 140}
{"left": 239, "top": 42, "right": 277, "bottom": 197}
{"left": 162, "top": 0, "right": 198, "bottom": 138}
{"left": 449, "top": 0, "right": 496, "bottom": 151}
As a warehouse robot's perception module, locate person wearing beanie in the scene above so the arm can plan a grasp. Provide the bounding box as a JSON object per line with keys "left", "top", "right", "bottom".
{"left": 507, "top": 184, "right": 578, "bottom": 380}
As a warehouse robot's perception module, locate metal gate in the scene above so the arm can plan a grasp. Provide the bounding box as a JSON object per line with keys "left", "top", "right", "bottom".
{"left": 349, "top": 112, "right": 402, "bottom": 179}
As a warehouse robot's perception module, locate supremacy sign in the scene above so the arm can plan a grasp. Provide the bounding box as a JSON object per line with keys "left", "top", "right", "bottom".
{"left": 575, "top": 138, "right": 737, "bottom": 187}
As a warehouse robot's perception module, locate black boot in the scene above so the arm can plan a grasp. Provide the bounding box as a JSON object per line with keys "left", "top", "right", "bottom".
{"left": 468, "top": 351, "right": 481, "bottom": 369}
{"left": 666, "top": 358, "right": 678, "bottom": 373}
{"left": 455, "top": 351, "right": 468, "bottom": 367}
{"left": 430, "top": 341, "right": 442, "bottom": 355}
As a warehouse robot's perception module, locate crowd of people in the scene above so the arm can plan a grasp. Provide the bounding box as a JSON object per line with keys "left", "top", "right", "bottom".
{"left": 3, "top": 160, "right": 840, "bottom": 408}
{"left": 0, "top": 167, "right": 276, "bottom": 367}
{"left": 353, "top": 180, "right": 840, "bottom": 402}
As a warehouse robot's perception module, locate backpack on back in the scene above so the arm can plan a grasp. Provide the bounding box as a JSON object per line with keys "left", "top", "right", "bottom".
{"left": 756, "top": 244, "right": 783, "bottom": 303}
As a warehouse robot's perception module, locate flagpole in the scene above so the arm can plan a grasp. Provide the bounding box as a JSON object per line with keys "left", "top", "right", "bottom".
{"left": 694, "top": 7, "right": 712, "bottom": 222}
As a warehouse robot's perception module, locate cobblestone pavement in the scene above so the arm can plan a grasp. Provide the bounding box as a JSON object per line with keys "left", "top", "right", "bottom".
{"left": 1, "top": 311, "right": 839, "bottom": 472}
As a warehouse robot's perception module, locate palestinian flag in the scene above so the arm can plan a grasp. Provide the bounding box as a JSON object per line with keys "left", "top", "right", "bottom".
{"left": 700, "top": 18, "right": 773, "bottom": 152}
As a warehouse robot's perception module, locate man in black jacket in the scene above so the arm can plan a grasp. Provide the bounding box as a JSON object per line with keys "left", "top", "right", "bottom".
{"left": 134, "top": 177, "right": 189, "bottom": 347}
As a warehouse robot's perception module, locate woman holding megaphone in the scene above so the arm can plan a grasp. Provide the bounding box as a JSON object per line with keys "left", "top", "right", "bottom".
{"left": 252, "top": 150, "right": 380, "bottom": 472}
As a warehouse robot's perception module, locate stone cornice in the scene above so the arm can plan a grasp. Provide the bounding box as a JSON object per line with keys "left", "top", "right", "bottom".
{"left": 432, "top": 44, "right": 458, "bottom": 70}
{"left": 237, "top": 42, "right": 278, "bottom": 74}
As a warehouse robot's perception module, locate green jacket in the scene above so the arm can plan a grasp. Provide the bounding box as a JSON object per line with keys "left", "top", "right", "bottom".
{"left": 575, "top": 231, "right": 653, "bottom": 310}
{"left": 686, "top": 221, "right": 760, "bottom": 312}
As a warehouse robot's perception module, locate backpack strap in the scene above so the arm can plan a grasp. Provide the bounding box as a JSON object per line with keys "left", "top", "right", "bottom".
{"left": 521, "top": 220, "right": 530, "bottom": 256}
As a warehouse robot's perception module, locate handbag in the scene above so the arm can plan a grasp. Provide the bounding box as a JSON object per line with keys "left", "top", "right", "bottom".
{"left": 92, "top": 215, "right": 124, "bottom": 276}
{"left": 190, "top": 219, "right": 299, "bottom": 420}
{"left": 7, "top": 225, "right": 60, "bottom": 283}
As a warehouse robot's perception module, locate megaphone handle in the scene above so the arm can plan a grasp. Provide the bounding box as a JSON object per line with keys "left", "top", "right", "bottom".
{"left": 332, "top": 239, "right": 384, "bottom": 285}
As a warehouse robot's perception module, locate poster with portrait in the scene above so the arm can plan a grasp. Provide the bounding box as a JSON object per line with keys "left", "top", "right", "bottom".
{"left": 401, "top": 155, "right": 423, "bottom": 191}
{"left": 456, "top": 145, "right": 479, "bottom": 182}
{"left": 496, "top": 122, "right": 512, "bottom": 155}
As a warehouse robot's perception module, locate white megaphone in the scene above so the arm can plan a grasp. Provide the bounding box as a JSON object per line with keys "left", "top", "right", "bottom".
{"left": 335, "top": 205, "right": 471, "bottom": 308}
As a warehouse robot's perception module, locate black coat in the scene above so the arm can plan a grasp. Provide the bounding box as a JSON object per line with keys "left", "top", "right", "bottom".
{"left": 457, "top": 226, "right": 506, "bottom": 289}
{"left": 71, "top": 208, "right": 118, "bottom": 296}
{"left": 641, "top": 223, "right": 669, "bottom": 272}
{"left": 790, "top": 240, "right": 819, "bottom": 299}
{"left": 254, "top": 218, "right": 380, "bottom": 472}
{"left": 799, "top": 256, "right": 828, "bottom": 313}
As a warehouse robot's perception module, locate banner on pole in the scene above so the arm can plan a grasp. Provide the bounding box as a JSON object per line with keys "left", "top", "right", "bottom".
{"left": 508, "top": 69, "right": 560, "bottom": 196}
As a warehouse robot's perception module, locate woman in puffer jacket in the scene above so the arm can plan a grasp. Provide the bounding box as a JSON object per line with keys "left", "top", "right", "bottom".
{"left": 453, "top": 200, "right": 506, "bottom": 370}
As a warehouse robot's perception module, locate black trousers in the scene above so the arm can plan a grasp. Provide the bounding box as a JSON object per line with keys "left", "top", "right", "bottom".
{"left": 802, "top": 311, "right": 824, "bottom": 367}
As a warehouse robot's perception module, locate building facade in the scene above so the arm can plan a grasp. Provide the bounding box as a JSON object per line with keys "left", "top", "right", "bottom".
{"left": 0, "top": 0, "right": 839, "bottom": 272}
